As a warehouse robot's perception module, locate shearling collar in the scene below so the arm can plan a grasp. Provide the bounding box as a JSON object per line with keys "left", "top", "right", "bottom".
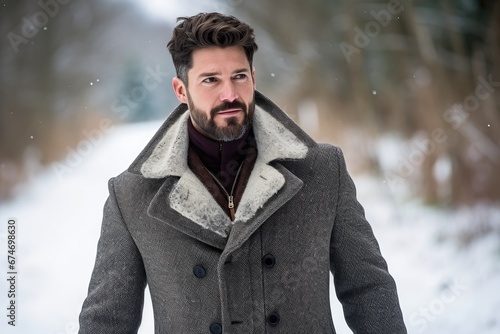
{"left": 128, "top": 91, "right": 317, "bottom": 237}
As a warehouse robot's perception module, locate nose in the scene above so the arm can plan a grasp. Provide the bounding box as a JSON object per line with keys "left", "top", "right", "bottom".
{"left": 219, "top": 81, "right": 238, "bottom": 102}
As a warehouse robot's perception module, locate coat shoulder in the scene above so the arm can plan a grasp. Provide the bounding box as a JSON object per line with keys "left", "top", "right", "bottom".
{"left": 311, "top": 143, "right": 343, "bottom": 159}
{"left": 107, "top": 170, "right": 165, "bottom": 203}
{"left": 302, "top": 143, "right": 346, "bottom": 173}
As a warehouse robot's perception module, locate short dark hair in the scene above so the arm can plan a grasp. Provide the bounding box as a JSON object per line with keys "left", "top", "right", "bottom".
{"left": 167, "top": 12, "right": 258, "bottom": 84}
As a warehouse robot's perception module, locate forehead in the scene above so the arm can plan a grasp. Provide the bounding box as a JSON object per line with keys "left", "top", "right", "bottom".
{"left": 190, "top": 46, "right": 250, "bottom": 75}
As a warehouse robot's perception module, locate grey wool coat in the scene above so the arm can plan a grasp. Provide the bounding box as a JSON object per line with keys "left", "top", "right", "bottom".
{"left": 79, "top": 91, "right": 407, "bottom": 334}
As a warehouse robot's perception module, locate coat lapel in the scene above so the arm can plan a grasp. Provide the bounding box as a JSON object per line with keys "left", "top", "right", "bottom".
{"left": 147, "top": 176, "right": 228, "bottom": 250}
{"left": 168, "top": 168, "right": 232, "bottom": 237}
{"left": 129, "top": 91, "right": 317, "bottom": 248}
{"left": 225, "top": 163, "right": 304, "bottom": 255}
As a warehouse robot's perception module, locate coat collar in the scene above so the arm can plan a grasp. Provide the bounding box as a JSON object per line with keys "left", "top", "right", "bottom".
{"left": 128, "top": 91, "right": 317, "bottom": 243}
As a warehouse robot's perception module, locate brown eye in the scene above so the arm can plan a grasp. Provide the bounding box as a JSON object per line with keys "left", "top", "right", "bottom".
{"left": 202, "top": 77, "right": 218, "bottom": 84}
{"left": 233, "top": 74, "right": 247, "bottom": 80}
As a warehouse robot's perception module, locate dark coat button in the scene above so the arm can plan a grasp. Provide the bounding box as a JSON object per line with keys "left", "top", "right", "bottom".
{"left": 193, "top": 265, "right": 206, "bottom": 278}
{"left": 267, "top": 312, "right": 280, "bottom": 327}
{"left": 262, "top": 254, "right": 276, "bottom": 269}
{"left": 209, "top": 322, "right": 222, "bottom": 334}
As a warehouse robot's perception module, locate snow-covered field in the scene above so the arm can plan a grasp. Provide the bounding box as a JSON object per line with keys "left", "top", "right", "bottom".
{"left": 1, "top": 120, "right": 499, "bottom": 334}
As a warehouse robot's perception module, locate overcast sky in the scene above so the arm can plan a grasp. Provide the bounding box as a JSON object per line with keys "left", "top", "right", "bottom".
{"left": 132, "top": 0, "right": 232, "bottom": 22}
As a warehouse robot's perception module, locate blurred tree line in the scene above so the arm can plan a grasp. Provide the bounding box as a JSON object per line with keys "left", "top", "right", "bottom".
{"left": 1, "top": 0, "right": 499, "bottom": 208}
{"left": 230, "top": 0, "right": 500, "bottom": 206}
{"left": 0, "top": 0, "right": 176, "bottom": 200}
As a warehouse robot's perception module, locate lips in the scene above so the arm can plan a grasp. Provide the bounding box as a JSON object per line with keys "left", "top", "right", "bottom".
{"left": 216, "top": 109, "right": 242, "bottom": 116}
{"left": 211, "top": 100, "right": 246, "bottom": 117}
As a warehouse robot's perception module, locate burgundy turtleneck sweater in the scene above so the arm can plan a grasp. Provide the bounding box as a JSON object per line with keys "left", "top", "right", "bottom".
{"left": 187, "top": 117, "right": 251, "bottom": 193}
{"left": 186, "top": 117, "right": 258, "bottom": 220}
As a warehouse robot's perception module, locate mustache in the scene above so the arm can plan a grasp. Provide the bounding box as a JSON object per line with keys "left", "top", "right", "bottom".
{"left": 211, "top": 100, "right": 247, "bottom": 116}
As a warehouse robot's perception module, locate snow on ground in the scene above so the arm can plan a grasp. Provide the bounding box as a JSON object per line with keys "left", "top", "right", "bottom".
{"left": 0, "top": 121, "right": 499, "bottom": 334}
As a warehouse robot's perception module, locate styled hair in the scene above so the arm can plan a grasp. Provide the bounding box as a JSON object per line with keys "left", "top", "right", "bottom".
{"left": 167, "top": 12, "right": 258, "bottom": 84}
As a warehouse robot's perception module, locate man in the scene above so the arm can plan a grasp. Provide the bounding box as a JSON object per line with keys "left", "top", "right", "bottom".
{"left": 79, "top": 12, "right": 407, "bottom": 334}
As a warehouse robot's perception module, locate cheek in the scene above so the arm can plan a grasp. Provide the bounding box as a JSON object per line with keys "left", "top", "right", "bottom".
{"left": 198, "top": 91, "right": 217, "bottom": 105}
{"left": 189, "top": 91, "right": 210, "bottom": 108}
{"left": 237, "top": 85, "right": 253, "bottom": 99}
{"left": 243, "top": 90, "right": 255, "bottom": 105}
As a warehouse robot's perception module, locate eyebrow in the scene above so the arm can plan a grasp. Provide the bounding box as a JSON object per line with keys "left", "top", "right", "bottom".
{"left": 197, "top": 68, "right": 250, "bottom": 80}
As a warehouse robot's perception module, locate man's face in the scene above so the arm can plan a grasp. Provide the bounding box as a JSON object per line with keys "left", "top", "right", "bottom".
{"left": 172, "top": 46, "right": 256, "bottom": 141}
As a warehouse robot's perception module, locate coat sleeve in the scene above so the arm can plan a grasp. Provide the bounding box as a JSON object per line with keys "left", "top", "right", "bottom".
{"left": 79, "top": 177, "right": 147, "bottom": 333}
{"left": 328, "top": 147, "right": 407, "bottom": 333}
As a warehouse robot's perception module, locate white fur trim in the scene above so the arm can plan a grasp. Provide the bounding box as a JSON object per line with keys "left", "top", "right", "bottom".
{"left": 252, "top": 105, "right": 309, "bottom": 163}
{"left": 140, "top": 105, "right": 309, "bottom": 233}
{"left": 235, "top": 159, "right": 285, "bottom": 222}
{"left": 169, "top": 169, "right": 232, "bottom": 237}
{"left": 140, "top": 111, "right": 190, "bottom": 178}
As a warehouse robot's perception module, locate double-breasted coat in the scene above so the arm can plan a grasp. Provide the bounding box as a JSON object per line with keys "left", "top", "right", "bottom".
{"left": 79, "top": 91, "right": 407, "bottom": 333}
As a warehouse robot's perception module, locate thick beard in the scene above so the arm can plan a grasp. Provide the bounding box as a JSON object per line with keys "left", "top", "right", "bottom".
{"left": 187, "top": 93, "right": 255, "bottom": 142}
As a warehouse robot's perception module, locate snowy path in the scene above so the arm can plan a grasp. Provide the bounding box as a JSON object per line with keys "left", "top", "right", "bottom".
{"left": 1, "top": 121, "right": 498, "bottom": 334}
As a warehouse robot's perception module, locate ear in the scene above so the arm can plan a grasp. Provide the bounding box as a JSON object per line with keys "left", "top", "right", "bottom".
{"left": 172, "top": 77, "right": 188, "bottom": 104}
{"left": 252, "top": 66, "right": 256, "bottom": 90}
